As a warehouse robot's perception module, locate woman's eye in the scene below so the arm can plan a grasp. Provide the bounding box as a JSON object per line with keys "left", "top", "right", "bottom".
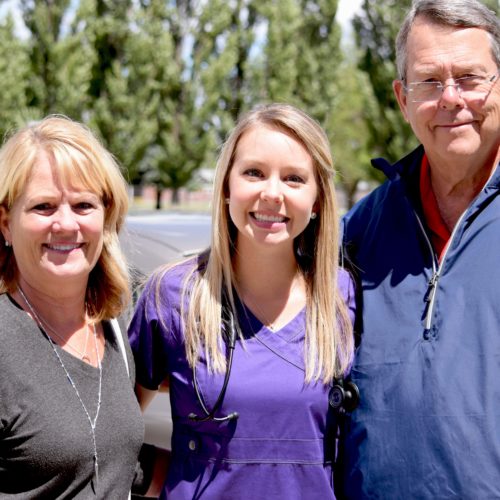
{"left": 32, "top": 203, "right": 53, "bottom": 212}
{"left": 243, "top": 168, "right": 263, "bottom": 178}
{"left": 74, "top": 202, "right": 94, "bottom": 210}
{"left": 285, "top": 174, "right": 305, "bottom": 184}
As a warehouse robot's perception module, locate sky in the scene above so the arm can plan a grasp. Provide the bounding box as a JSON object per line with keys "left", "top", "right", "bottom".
{"left": 337, "top": 0, "right": 364, "bottom": 42}
{"left": 337, "top": 0, "right": 363, "bottom": 24}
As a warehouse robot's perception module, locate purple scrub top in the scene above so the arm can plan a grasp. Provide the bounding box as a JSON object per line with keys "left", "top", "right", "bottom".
{"left": 129, "top": 257, "right": 355, "bottom": 499}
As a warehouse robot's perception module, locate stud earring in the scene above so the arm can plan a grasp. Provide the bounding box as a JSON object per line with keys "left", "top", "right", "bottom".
{"left": 310, "top": 212, "right": 317, "bottom": 220}
{"left": 225, "top": 198, "right": 230, "bottom": 204}
{"left": 4, "top": 240, "right": 11, "bottom": 247}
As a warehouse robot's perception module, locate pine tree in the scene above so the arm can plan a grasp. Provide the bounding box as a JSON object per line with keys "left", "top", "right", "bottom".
{"left": 0, "top": 14, "right": 31, "bottom": 139}
{"left": 20, "top": 0, "right": 92, "bottom": 119}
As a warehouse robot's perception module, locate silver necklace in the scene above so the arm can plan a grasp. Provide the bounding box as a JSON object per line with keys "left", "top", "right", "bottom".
{"left": 28, "top": 309, "right": 91, "bottom": 361}
{"left": 17, "top": 286, "right": 103, "bottom": 488}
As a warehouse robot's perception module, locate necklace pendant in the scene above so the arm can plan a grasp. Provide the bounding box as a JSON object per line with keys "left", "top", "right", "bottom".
{"left": 93, "top": 454, "right": 99, "bottom": 486}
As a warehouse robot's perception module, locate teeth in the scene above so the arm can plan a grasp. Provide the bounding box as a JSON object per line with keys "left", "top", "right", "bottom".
{"left": 254, "top": 213, "right": 286, "bottom": 223}
{"left": 47, "top": 244, "right": 81, "bottom": 251}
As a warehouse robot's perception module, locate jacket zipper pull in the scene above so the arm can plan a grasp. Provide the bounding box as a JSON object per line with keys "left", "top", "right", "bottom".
{"left": 424, "top": 272, "right": 439, "bottom": 302}
{"left": 422, "top": 271, "right": 440, "bottom": 332}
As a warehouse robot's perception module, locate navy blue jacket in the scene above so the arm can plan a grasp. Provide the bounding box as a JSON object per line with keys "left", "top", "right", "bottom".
{"left": 337, "top": 146, "right": 500, "bottom": 499}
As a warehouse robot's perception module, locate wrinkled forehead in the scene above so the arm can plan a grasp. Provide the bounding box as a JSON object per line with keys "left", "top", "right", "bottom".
{"left": 409, "top": 17, "right": 497, "bottom": 62}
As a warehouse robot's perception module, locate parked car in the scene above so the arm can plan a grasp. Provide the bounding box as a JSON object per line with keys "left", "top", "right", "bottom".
{"left": 121, "top": 212, "right": 211, "bottom": 450}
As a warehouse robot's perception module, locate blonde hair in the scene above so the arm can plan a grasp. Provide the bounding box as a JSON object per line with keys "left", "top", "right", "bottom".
{"left": 156, "top": 103, "right": 353, "bottom": 382}
{"left": 0, "top": 115, "right": 130, "bottom": 321}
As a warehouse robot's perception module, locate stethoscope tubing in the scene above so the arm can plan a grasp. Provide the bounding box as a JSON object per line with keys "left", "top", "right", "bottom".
{"left": 187, "top": 292, "right": 358, "bottom": 422}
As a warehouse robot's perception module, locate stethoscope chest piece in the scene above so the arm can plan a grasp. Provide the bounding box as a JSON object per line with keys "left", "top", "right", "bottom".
{"left": 329, "top": 379, "right": 360, "bottom": 413}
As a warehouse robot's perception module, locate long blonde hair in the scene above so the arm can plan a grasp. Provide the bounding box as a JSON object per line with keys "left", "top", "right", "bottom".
{"left": 0, "top": 115, "right": 130, "bottom": 321}
{"left": 157, "top": 103, "right": 353, "bottom": 382}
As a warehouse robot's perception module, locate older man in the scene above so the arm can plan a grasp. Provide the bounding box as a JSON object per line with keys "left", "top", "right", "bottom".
{"left": 338, "top": 0, "right": 500, "bottom": 498}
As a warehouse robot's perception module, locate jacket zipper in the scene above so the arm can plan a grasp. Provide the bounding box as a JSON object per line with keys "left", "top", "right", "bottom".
{"left": 414, "top": 209, "right": 468, "bottom": 332}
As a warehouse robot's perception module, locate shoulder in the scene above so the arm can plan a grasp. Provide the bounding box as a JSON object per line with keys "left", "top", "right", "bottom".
{"left": 130, "top": 255, "right": 204, "bottom": 340}
{"left": 343, "top": 147, "right": 424, "bottom": 235}
{"left": 152, "top": 255, "right": 203, "bottom": 294}
{"left": 337, "top": 268, "right": 355, "bottom": 301}
{"left": 0, "top": 294, "right": 27, "bottom": 338}
{"left": 343, "top": 181, "right": 393, "bottom": 228}
{"left": 140, "top": 255, "right": 203, "bottom": 311}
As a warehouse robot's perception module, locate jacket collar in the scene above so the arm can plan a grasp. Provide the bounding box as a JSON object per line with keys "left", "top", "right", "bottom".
{"left": 371, "top": 145, "right": 424, "bottom": 182}
{"left": 372, "top": 144, "right": 500, "bottom": 190}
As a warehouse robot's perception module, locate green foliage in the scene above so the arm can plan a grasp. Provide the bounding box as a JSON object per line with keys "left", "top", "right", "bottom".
{"left": 352, "top": 0, "right": 417, "bottom": 163}
{"left": 20, "top": 0, "right": 93, "bottom": 118}
{"left": 482, "top": 0, "right": 499, "bottom": 13}
{"left": 0, "top": 14, "right": 32, "bottom": 140}
{"left": 0, "top": 0, "right": 400, "bottom": 208}
{"left": 327, "top": 59, "right": 378, "bottom": 207}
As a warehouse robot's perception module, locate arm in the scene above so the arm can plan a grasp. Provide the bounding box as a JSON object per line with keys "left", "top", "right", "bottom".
{"left": 135, "top": 383, "right": 159, "bottom": 411}
{"left": 133, "top": 382, "right": 171, "bottom": 497}
{"left": 143, "top": 447, "right": 171, "bottom": 498}
{"left": 133, "top": 442, "right": 171, "bottom": 498}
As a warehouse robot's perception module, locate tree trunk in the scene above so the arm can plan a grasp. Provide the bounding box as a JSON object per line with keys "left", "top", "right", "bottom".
{"left": 155, "top": 187, "right": 162, "bottom": 210}
{"left": 346, "top": 179, "right": 360, "bottom": 211}
{"left": 171, "top": 188, "right": 180, "bottom": 205}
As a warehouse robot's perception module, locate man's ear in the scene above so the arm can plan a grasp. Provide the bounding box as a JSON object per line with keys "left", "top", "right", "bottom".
{"left": 393, "top": 79, "right": 410, "bottom": 123}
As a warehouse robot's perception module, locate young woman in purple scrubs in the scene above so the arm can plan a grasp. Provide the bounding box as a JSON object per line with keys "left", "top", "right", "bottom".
{"left": 129, "top": 103, "right": 355, "bottom": 499}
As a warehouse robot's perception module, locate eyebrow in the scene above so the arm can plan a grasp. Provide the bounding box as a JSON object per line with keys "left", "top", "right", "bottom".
{"left": 412, "top": 63, "right": 490, "bottom": 77}
{"left": 235, "top": 158, "right": 312, "bottom": 170}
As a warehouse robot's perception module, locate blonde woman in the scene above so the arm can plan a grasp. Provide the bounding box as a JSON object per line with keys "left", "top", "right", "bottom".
{"left": 0, "top": 116, "right": 143, "bottom": 498}
{"left": 129, "top": 103, "right": 355, "bottom": 499}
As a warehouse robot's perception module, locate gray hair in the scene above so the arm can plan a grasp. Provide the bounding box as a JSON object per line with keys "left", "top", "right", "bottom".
{"left": 396, "top": 0, "right": 500, "bottom": 80}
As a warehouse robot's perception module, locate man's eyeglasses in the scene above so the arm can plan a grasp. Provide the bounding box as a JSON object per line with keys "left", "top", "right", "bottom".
{"left": 404, "top": 72, "right": 499, "bottom": 103}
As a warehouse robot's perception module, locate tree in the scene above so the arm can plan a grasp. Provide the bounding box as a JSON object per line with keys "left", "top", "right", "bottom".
{"left": 126, "top": 0, "right": 270, "bottom": 207}
{"left": 79, "top": 0, "right": 146, "bottom": 182}
{"left": 0, "top": 14, "right": 31, "bottom": 140}
{"left": 352, "top": 0, "right": 416, "bottom": 163}
{"left": 328, "top": 58, "right": 378, "bottom": 209}
{"left": 20, "top": 0, "right": 93, "bottom": 119}
{"left": 124, "top": 0, "right": 212, "bottom": 207}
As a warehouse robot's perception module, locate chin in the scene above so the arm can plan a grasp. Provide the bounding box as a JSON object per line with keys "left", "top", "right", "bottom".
{"left": 43, "top": 266, "right": 91, "bottom": 282}
{"left": 439, "top": 137, "right": 482, "bottom": 158}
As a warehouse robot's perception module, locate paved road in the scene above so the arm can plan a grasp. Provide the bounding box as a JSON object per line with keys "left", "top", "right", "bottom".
{"left": 122, "top": 212, "right": 212, "bottom": 450}
{"left": 122, "top": 211, "right": 212, "bottom": 275}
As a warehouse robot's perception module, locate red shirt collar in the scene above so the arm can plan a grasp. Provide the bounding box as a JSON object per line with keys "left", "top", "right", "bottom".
{"left": 419, "top": 154, "right": 451, "bottom": 260}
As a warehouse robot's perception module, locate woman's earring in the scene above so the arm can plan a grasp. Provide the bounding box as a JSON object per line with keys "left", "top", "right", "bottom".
{"left": 310, "top": 212, "right": 317, "bottom": 220}
{"left": 4, "top": 240, "right": 11, "bottom": 247}
{"left": 225, "top": 198, "right": 230, "bottom": 204}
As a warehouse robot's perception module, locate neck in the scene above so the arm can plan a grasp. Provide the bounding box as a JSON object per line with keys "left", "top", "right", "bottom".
{"left": 232, "top": 241, "right": 305, "bottom": 331}
{"left": 233, "top": 242, "right": 298, "bottom": 297}
{"left": 427, "top": 151, "right": 498, "bottom": 230}
{"left": 14, "top": 279, "right": 87, "bottom": 333}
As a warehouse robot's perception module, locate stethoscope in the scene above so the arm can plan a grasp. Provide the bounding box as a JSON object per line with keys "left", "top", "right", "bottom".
{"left": 187, "top": 293, "right": 359, "bottom": 422}
{"left": 188, "top": 291, "right": 240, "bottom": 422}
